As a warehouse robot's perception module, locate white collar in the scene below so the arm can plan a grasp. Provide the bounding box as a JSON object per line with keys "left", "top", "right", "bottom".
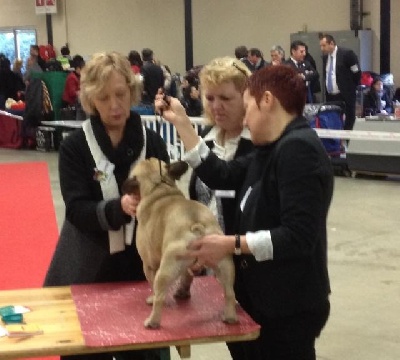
{"left": 203, "top": 126, "right": 251, "bottom": 143}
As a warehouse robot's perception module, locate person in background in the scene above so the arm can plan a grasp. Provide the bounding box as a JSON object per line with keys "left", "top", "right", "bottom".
{"left": 61, "top": 55, "right": 85, "bottom": 108}
{"left": 155, "top": 59, "right": 172, "bottom": 95}
{"left": 180, "top": 81, "right": 203, "bottom": 117}
{"left": 12, "top": 58, "right": 24, "bottom": 80}
{"left": 234, "top": 45, "right": 248, "bottom": 60}
{"left": 188, "top": 57, "right": 253, "bottom": 239}
{"left": 285, "top": 40, "right": 319, "bottom": 104}
{"left": 44, "top": 51, "right": 169, "bottom": 360}
{"left": 156, "top": 64, "right": 332, "bottom": 360}
{"left": 304, "top": 44, "right": 321, "bottom": 103}
{"left": 270, "top": 45, "right": 285, "bottom": 66}
{"left": 128, "top": 50, "right": 143, "bottom": 75}
{"left": 57, "top": 45, "right": 72, "bottom": 71}
{"left": 363, "top": 76, "right": 393, "bottom": 116}
{"left": 241, "top": 48, "right": 269, "bottom": 72}
{"left": 0, "top": 55, "right": 25, "bottom": 108}
{"left": 140, "top": 48, "right": 164, "bottom": 105}
{"left": 320, "top": 33, "right": 361, "bottom": 130}
{"left": 23, "top": 44, "right": 45, "bottom": 86}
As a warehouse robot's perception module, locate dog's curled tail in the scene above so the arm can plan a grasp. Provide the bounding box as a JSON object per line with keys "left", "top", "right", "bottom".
{"left": 190, "top": 223, "right": 206, "bottom": 237}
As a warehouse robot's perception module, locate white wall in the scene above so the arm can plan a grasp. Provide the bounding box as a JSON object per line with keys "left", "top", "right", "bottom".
{"left": 192, "top": 0, "right": 350, "bottom": 65}
{"left": 0, "top": 0, "right": 398, "bottom": 84}
{"left": 51, "top": 0, "right": 186, "bottom": 74}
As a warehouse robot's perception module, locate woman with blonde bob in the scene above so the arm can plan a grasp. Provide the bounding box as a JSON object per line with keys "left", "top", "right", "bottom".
{"left": 189, "top": 57, "right": 254, "bottom": 238}
{"left": 44, "top": 52, "right": 169, "bottom": 360}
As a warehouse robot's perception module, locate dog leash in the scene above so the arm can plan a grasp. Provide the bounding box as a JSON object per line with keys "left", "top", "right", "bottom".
{"left": 154, "top": 110, "right": 163, "bottom": 177}
{"left": 155, "top": 94, "right": 171, "bottom": 178}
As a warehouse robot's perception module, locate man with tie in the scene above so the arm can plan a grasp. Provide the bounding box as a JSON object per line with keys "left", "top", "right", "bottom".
{"left": 285, "top": 40, "right": 319, "bottom": 103}
{"left": 320, "top": 34, "right": 361, "bottom": 130}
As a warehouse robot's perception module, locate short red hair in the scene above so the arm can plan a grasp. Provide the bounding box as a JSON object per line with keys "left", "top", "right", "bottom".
{"left": 247, "top": 65, "right": 306, "bottom": 116}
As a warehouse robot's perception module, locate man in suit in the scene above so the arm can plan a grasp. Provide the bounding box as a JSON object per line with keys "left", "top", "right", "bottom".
{"left": 241, "top": 48, "right": 269, "bottom": 73}
{"left": 285, "top": 40, "right": 319, "bottom": 103}
{"left": 320, "top": 34, "right": 361, "bottom": 130}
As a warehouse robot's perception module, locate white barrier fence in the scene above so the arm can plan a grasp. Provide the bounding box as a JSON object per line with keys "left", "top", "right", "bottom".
{"left": 141, "top": 115, "right": 205, "bottom": 160}
{"left": 40, "top": 116, "right": 400, "bottom": 161}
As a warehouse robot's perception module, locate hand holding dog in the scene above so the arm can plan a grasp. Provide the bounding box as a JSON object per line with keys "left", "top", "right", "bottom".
{"left": 121, "top": 193, "right": 141, "bottom": 217}
{"left": 185, "top": 234, "right": 235, "bottom": 270}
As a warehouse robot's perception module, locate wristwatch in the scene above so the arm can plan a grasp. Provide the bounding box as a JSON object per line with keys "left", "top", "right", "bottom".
{"left": 234, "top": 234, "right": 242, "bottom": 255}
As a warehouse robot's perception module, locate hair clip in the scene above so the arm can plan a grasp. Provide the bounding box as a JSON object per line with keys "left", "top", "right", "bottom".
{"left": 232, "top": 62, "right": 248, "bottom": 77}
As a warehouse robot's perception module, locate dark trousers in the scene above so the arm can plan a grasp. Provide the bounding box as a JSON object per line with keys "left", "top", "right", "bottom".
{"left": 326, "top": 93, "right": 356, "bottom": 130}
{"left": 227, "top": 300, "right": 330, "bottom": 360}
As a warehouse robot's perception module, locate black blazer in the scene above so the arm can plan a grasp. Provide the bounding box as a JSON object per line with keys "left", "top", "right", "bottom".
{"left": 193, "top": 117, "right": 333, "bottom": 318}
{"left": 285, "top": 58, "right": 319, "bottom": 84}
{"left": 322, "top": 47, "right": 361, "bottom": 102}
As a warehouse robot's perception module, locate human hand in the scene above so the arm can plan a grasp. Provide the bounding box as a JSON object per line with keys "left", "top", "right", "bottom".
{"left": 182, "top": 234, "right": 233, "bottom": 271}
{"left": 154, "top": 94, "right": 188, "bottom": 125}
{"left": 121, "top": 193, "right": 141, "bottom": 217}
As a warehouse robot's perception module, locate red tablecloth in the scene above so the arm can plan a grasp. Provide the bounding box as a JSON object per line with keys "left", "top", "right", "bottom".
{"left": 71, "top": 276, "right": 260, "bottom": 348}
{"left": 0, "top": 113, "right": 23, "bottom": 149}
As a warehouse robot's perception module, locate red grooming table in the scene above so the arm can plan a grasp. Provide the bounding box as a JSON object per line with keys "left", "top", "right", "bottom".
{"left": 71, "top": 276, "right": 260, "bottom": 356}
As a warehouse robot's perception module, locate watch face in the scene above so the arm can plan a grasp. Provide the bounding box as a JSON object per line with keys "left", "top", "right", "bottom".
{"left": 234, "top": 234, "right": 241, "bottom": 255}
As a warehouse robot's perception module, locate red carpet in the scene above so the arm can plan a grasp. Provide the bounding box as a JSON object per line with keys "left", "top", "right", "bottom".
{"left": 0, "top": 161, "right": 59, "bottom": 360}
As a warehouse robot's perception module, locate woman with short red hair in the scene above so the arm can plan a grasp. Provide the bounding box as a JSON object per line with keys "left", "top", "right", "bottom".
{"left": 156, "top": 65, "right": 333, "bottom": 360}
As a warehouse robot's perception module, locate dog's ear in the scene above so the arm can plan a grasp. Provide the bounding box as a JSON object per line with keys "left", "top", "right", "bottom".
{"left": 121, "top": 176, "right": 140, "bottom": 196}
{"left": 167, "top": 161, "right": 189, "bottom": 180}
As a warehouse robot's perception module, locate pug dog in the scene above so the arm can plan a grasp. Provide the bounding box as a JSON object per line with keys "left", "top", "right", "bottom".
{"left": 123, "top": 158, "right": 237, "bottom": 329}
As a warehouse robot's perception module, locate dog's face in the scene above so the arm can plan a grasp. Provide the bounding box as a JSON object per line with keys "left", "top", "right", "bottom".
{"left": 122, "top": 158, "right": 189, "bottom": 197}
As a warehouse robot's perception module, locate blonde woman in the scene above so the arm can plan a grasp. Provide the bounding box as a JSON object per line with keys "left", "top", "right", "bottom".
{"left": 44, "top": 52, "right": 169, "bottom": 360}
{"left": 189, "top": 57, "right": 254, "bottom": 235}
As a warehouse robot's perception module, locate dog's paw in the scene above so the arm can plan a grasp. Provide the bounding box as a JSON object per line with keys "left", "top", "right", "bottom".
{"left": 146, "top": 295, "right": 154, "bottom": 305}
{"left": 173, "top": 288, "right": 191, "bottom": 300}
{"left": 222, "top": 314, "right": 238, "bottom": 324}
{"left": 144, "top": 317, "right": 160, "bottom": 329}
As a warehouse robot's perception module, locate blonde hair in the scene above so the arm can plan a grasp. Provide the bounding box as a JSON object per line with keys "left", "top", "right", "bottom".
{"left": 199, "top": 57, "right": 250, "bottom": 125}
{"left": 13, "top": 58, "right": 23, "bottom": 72}
{"left": 80, "top": 51, "right": 142, "bottom": 115}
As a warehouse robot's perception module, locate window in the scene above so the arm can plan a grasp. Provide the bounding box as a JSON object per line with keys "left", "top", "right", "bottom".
{"left": 0, "top": 28, "right": 37, "bottom": 73}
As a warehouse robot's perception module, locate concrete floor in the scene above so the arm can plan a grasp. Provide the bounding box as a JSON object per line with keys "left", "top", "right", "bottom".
{"left": 1, "top": 147, "right": 399, "bottom": 360}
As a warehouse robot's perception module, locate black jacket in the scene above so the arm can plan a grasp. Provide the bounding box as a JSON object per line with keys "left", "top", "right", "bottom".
{"left": 285, "top": 58, "right": 319, "bottom": 84}
{"left": 141, "top": 61, "right": 164, "bottom": 104}
{"left": 241, "top": 58, "right": 269, "bottom": 73}
{"left": 44, "top": 112, "right": 169, "bottom": 286}
{"left": 193, "top": 117, "right": 333, "bottom": 318}
{"left": 322, "top": 47, "right": 361, "bottom": 102}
